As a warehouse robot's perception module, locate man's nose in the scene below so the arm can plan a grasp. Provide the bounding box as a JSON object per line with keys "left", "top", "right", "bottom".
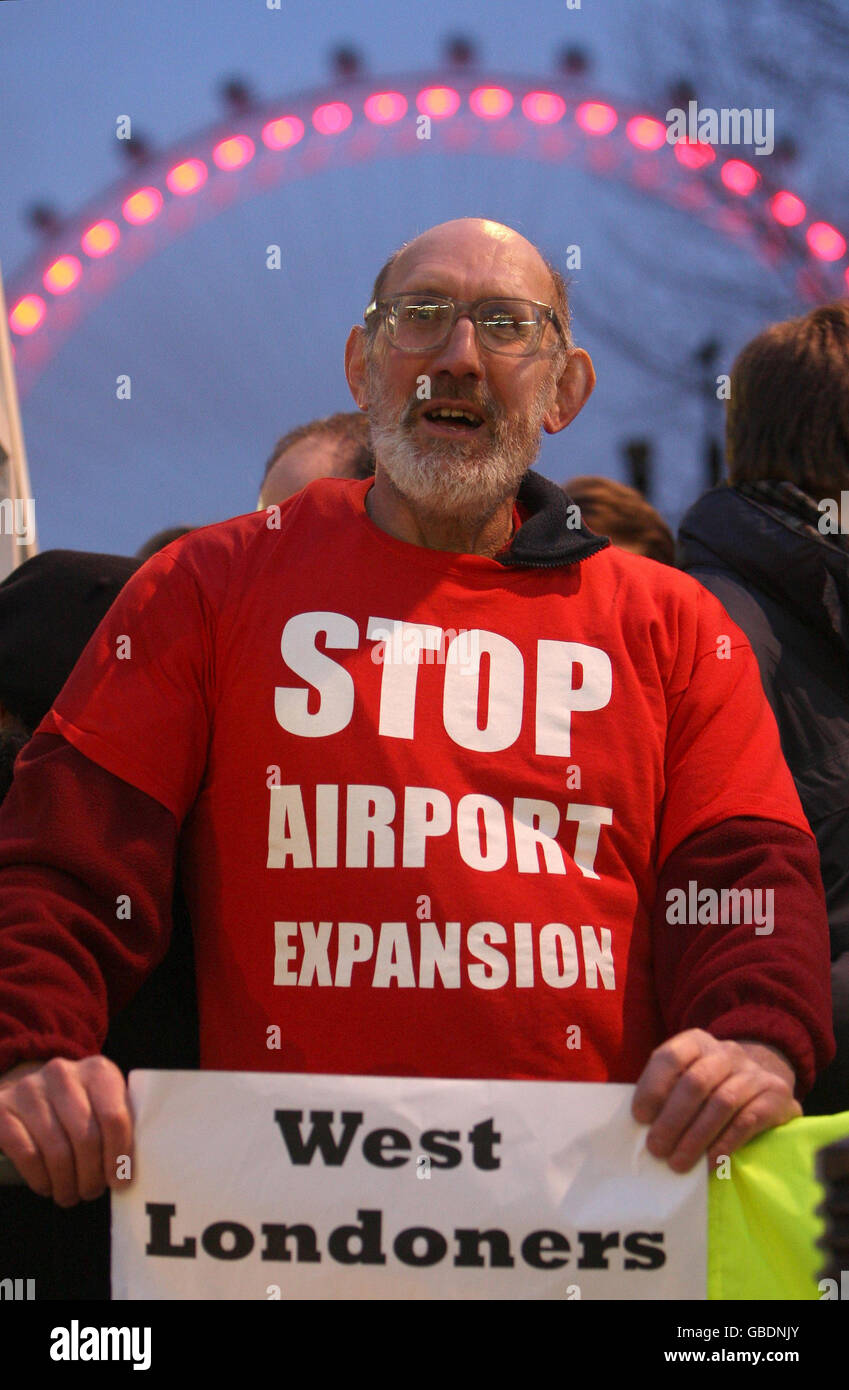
{"left": 429, "top": 313, "right": 484, "bottom": 376}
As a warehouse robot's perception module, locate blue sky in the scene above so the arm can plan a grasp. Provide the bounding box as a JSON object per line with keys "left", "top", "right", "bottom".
{"left": 1, "top": 0, "right": 844, "bottom": 554}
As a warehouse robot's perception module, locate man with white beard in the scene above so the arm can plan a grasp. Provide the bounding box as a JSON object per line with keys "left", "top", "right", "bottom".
{"left": 355, "top": 218, "right": 583, "bottom": 544}
{"left": 0, "top": 218, "right": 834, "bottom": 1207}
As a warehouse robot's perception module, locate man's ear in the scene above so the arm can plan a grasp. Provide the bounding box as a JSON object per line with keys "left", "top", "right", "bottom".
{"left": 543, "top": 348, "right": 596, "bottom": 435}
{"left": 345, "top": 326, "right": 370, "bottom": 410}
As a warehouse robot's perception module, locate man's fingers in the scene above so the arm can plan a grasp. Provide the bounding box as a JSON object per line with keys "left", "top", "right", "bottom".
{"left": 706, "top": 1092, "right": 802, "bottom": 1169}
{"left": 0, "top": 1055, "right": 132, "bottom": 1206}
{"left": 632, "top": 1032, "right": 802, "bottom": 1172}
{"left": 44, "top": 1062, "right": 110, "bottom": 1202}
{"left": 0, "top": 1108, "right": 52, "bottom": 1198}
{"left": 641, "top": 1051, "right": 738, "bottom": 1162}
{"left": 6, "top": 1064, "right": 82, "bottom": 1206}
{"left": 48, "top": 1056, "right": 134, "bottom": 1199}
{"left": 82, "top": 1057, "right": 134, "bottom": 1189}
{"left": 663, "top": 1070, "right": 771, "bottom": 1172}
{"left": 631, "top": 1029, "right": 716, "bottom": 1124}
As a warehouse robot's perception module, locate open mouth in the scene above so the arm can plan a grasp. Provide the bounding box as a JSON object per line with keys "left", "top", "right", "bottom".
{"left": 420, "top": 406, "right": 486, "bottom": 434}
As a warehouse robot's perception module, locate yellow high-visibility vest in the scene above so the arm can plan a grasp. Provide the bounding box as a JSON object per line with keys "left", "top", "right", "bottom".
{"left": 709, "top": 1112, "right": 849, "bottom": 1299}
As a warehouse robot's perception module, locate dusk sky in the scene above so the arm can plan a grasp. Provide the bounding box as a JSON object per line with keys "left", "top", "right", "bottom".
{"left": 2, "top": 0, "right": 847, "bottom": 555}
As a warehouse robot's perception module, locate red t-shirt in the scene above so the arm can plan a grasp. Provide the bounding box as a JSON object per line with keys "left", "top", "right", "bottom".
{"left": 39, "top": 479, "right": 813, "bottom": 1081}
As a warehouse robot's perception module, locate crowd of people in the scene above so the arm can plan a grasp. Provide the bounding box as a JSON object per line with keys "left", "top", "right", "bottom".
{"left": 0, "top": 217, "right": 846, "bottom": 1298}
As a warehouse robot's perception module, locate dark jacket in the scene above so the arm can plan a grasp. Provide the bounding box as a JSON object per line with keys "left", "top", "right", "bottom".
{"left": 678, "top": 480, "right": 849, "bottom": 1114}
{"left": 0, "top": 550, "right": 199, "bottom": 1301}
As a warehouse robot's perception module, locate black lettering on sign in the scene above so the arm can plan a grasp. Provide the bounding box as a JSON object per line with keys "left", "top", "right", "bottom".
{"left": 261, "top": 1223, "right": 321, "bottom": 1263}
{"left": 623, "top": 1231, "right": 666, "bottom": 1270}
{"left": 327, "top": 1208, "right": 387, "bottom": 1265}
{"left": 361, "top": 1128, "right": 412, "bottom": 1168}
{"left": 467, "top": 1117, "right": 501, "bottom": 1170}
{"left": 521, "top": 1230, "right": 571, "bottom": 1269}
{"left": 577, "top": 1230, "right": 621, "bottom": 1269}
{"left": 145, "top": 1202, "right": 197, "bottom": 1258}
{"left": 454, "top": 1228, "right": 515, "bottom": 1268}
{"left": 393, "top": 1226, "right": 448, "bottom": 1267}
{"left": 273, "top": 1109, "right": 363, "bottom": 1164}
{"left": 419, "top": 1130, "right": 463, "bottom": 1168}
{"left": 201, "top": 1221, "right": 255, "bottom": 1261}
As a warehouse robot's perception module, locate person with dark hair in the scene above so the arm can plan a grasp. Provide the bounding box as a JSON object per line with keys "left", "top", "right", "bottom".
{"left": 562, "top": 475, "right": 676, "bottom": 565}
{"left": 0, "top": 551, "right": 140, "bottom": 801}
{"left": 0, "top": 550, "right": 199, "bottom": 1296}
{"left": 678, "top": 301, "right": 849, "bottom": 1114}
{"left": 136, "top": 526, "right": 195, "bottom": 561}
{"left": 259, "top": 411, "right": 374, "bottom": 508}
{"left": 0, "top": 219, "right": 833, "bottom": 1214}
{"left": 722, "top": 302, "right": 849, "bottom": 499}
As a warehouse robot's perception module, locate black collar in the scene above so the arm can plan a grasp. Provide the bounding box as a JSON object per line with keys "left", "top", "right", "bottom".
{"left": 498, "top": 470, "right": 611, "bottom": 568}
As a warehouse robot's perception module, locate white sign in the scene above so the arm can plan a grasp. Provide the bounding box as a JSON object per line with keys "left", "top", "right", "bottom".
{"left": 111, "top": 1072, "right": 707, "bottom": 1301}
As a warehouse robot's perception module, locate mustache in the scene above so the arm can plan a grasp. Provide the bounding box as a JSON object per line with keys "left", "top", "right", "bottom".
{"left": 401, "top": 387, "right": 498, "bottom": 429}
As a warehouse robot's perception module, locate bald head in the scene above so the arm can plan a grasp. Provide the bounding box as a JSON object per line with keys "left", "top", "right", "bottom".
{"left": 259, "top": 411, "right": 374, "bottom": 508}
{"left": 367, "top": 218, "right": 571, "bottom": 347}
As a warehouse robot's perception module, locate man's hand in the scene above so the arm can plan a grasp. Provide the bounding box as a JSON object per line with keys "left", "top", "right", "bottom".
{"left": 0, "top": 1056, "right": 133, "bottom": 1207}
{"left": 632, "top": 1029, "right": 801, "bottom": 1173}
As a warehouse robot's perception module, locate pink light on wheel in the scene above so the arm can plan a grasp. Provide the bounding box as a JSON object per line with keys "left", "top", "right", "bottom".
{"left": 43, "top": 256, "right": 82, "bottom": 294}
{"left": 167, "top": 158, "right": 208, "bottom": 195}
{"left": 416, "top": 86, "right": 461, "bottom": 118}
{"left": 81, "top": 220, "right": 120, "bottom": 257}
{"left": 626, "top": 115, "right": 666, "bottom": 150}
{"left": 213, "top": 136, "right": 255, "bottom": 170}
{"left": 769, "top": 191, "right": 806, "bottom": 227}
{"left": 720, "top": 159, "right": 759, "bottom": 195}
{"left": 122, "top": 187, "right": 163, "bottom": 223}
{"left": 522, "top": 92, "right": 566, "bottom": 124}
{"left": 807, "top": 221, "right": 846, "bottom": 262}
{"left": 262, "top": 116, "right": 305, "bottom": 149}
{"left": 470, "top": 87, "right": 513, "bottom": 119}
{"left": 576, "top": 102, "right": 617, "bottom": 135}
{"left": 10, "top": 295, "right": 46, "bottom": 335}
{"left": 364, "top": 91, "right": 408, "bottom": 124}
{"left": 312, "top": 102, "right": 353, "bottom": 135}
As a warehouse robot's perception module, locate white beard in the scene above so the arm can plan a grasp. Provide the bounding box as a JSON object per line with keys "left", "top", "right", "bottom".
{"left": 366, "top": 365, "right": 554, "bottom": 519}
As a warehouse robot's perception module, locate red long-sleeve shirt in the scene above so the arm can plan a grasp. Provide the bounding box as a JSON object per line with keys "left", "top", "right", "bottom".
{"left": 0, "top": 477, "right": 835, "bottom": 1088}
{"left": 0, "top": 734, "right": 833, "bottom": 1091}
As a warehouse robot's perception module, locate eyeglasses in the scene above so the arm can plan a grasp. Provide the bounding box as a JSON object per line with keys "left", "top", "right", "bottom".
{"left": 363, "top": 294, "right": 568, "bottom": 357}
